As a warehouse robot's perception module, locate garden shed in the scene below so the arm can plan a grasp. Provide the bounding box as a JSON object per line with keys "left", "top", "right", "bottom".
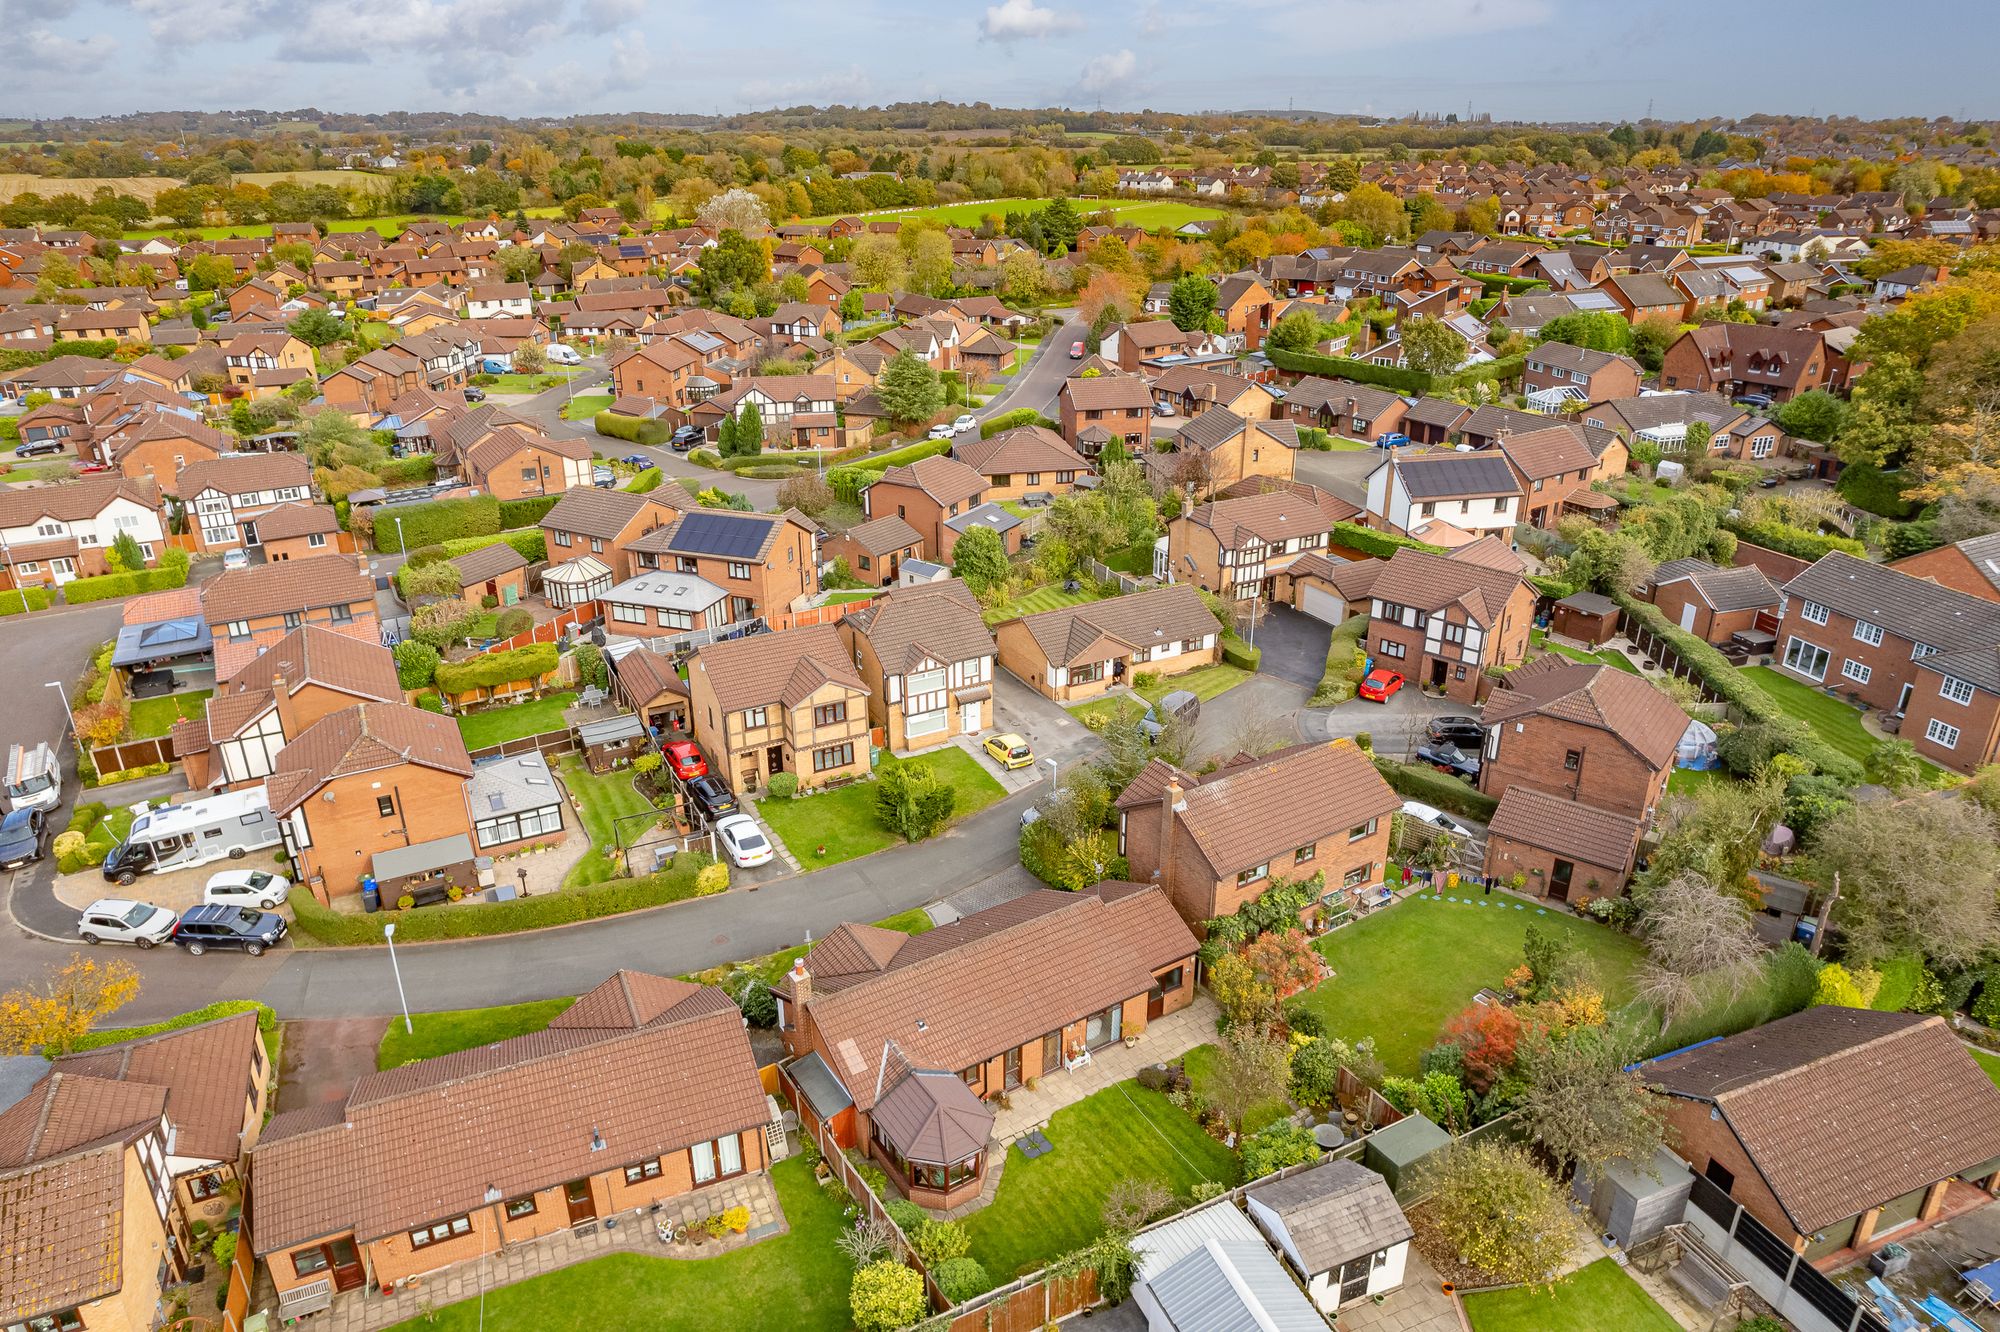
{"left": 1361, "top": 1112, "right": 1450, "bottom": 1196}
{"left": 1572, "top": 1145, "right": 1692, "bottom": 1248}
{"left": 575, "top": 712, "right": 647, "bottom": 773}
{"left": 1550, "top": 591, "right": 1621, "bottom": 646}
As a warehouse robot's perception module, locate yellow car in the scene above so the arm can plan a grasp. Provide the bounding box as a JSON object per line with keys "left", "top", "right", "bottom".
{"left": 983, "top": 734, "right": 1035, "bottom": 770}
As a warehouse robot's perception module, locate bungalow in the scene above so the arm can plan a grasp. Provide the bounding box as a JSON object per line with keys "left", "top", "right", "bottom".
{"left": 687, "top": 623, "right": 872, "bottom": 793}
{"left": 250, "top": 972, "right": 770, "bottom": 1321}
{"left": 995, "top": 583, "right": 1221, "bottom": 704}
{"left": 776, "top": 884, "right": 1197, "bottom": 1210}
{"left": 1480, "top": 656, "right": 1687, "bottom": 821}
{"left": 1280, "top": 378, "right": 1409, "bottom": 443}
{"left": 840, "top": 578, "right": 997, "bottom": 753}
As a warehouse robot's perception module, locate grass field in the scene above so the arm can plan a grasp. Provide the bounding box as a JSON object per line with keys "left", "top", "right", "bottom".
{"left": 384, "top": 1158, "right": 853, "bottom": 1332}
{"left": 456, "top": 692, "right": 577, "bottom": 751}
{"left": 800, "top": 197, "right": 1224, "bottom": 231}
{"left": 757, "top": 747, "right": 1006, "bottom": 867}
{"left": 962, "top": 1079, "right": 1238, "bottom": 1286}
{"left": 559, "top": 756, "right": 669, "bottom": 888}
{"left": 376, "top": 997, "right": 576, "bottom": 1069}
{"left": 482, "top": 371, "right": 580, "bottom": 394}
{"left": 1974, "top": 1049, "right": 2000, "bottom": 1090}
{"left": 1465, "top": 1258, "right": 1680, "bottom": 1332}
{"left": 1666, "top": 765, "right": 1733, "bottom": 796}
{"left": 1530, "top": 629, "right": 1641, "bottom": 674}
{"left": 1295, "top": 894, "right": 1647, "bottom": 1075}
{"left": 126, "top": 690, "right": 211, "bottom": 740}
{"left": 561, "top": 394, "right": 614, "bottom": 420}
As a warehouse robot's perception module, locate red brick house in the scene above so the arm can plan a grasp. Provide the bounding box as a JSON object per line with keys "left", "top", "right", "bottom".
{"left": 1115, "top": 741, "right": 1398, "bottom": 927}
{"left": 1478, "top": 657, "right": 1686, "bottom": 822}
{"left": 861, "top": 455, "right": 989, "bottom": 562}
{"left": 1888, "top": 532, "right": 2000, "bottom": 604}
{"left": 1495, "top": 424, "right": 1603, "bottom": 529}
{"left": 1482, "top": 784, "right": 1645, "bottom": 902}
{"left": 1521, "top": 343, "right": 1644, "bottom": 403}
{"left": 1647, "top": 558, "right": 1781, "bottom": 644}
{"left": 821, "top": 514, "right": 924, "bottom": 588}
{"left": 1659, "top": 325, "right": 1848, "bottom": 403}
{"left": 1058, "top": 374, "right": 1155, "bottom": 453}
{"left": 1362, "top": 547, "right": 1536, "bottom": 704}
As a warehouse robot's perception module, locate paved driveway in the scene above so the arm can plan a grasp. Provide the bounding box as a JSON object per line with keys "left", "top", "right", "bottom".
{"left": 1302, "top": 685, "right": 1467, "bottom": 760}
{"left": 1252, "top": 604, "right": 1334, "bottom": 686}
{"left": 1291, "top": 445, "right": 1386, "bottom": 509}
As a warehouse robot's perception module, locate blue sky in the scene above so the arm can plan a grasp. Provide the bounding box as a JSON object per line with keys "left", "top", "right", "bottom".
{"left": 4, "top": 0, "right": 1996, "bottom": 123}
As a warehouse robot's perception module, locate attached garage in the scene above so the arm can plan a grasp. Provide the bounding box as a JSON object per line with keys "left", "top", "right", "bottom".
{"left": 1300, "top": 582, "right": 1348, "bottom": 625}
{"left": 1286, "top": 551, "right": 1379, "bottom": 626}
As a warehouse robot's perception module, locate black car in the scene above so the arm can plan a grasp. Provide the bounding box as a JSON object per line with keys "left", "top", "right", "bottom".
{"left": 1414, "top": 742, "right": 1481, "bottom": 782}
{"left": 463, "top": 385, "right": 488, "bottom": 402}
{"left": 14, "top": 439, "right": 65, "bottom": 458}
{"left": 171, "top": 903, "right": 287, "bottom": 957}
{"left": 670, "top": 425, "right": 703, "bottom": 452}
{"left": 684, "top": 775, "right": 739, "bottom": 823}
{"left": 0, "top": 807, "right": 47, "bottom": 870}
{"left": 1424, "top": 715, "right": 1485, "bottom": 749}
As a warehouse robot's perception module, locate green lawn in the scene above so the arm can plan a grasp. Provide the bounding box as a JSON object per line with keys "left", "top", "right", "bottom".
{"left": 126, "top": 690, "right": 211, "bottom": 739}
{"left": 484, "top": 371, "right": 581, "bottom": 394}
{"left": 822, "top": 590, "right": 878, "bottom": 605}
{"left": 1973, "top": 1049, "right": 2000, "bottom": 1091}
{"left": 986, "top": 582, "right": 1111, "bottom": 623}
{"left": 962, "top": 1079, "right": 1238, "bottom": 1285}
{"left": 1743, "top": 665, "right": 1882, "bottom": 766}
{"left": 376, "top": 997, "right": 577, "bottom": 1069}
{"left": 1531, "top": 628, "right": 1641, "bottom": 674}
{"left": 1183, "top": 1044, "right": 1292, "bottom": 1133}
{"left": 1666, "top": 766, "right": 1733, "bottom": 796}
{"left": 383, "top": 1157, "right": 854, "bottom": 1332}
{"left": 1103, "top": 540, "right": 1156, "bottom": 576}
{"left": 561, "top": 393, "right": 614, "bottom": 420}
{"left": 456, "top": 691, "right": 577, "bottom": 751}
{"left": 559, "top": 756, "right": 670, "bottom": 888}
{"left": 1465, "top": 1258, "right": 1679, "bottom": 1332}
{"left": 1295, "top": 896, "right": 1647, "bottom": 1075}
{"left": 1068, "top": 662, "right": 1252, "bottom": 728}
{"left": 758, "top": 747, "right": 1006, "bottom": 867}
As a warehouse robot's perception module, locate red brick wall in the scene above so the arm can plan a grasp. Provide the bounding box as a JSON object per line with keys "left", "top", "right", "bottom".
{"left": 1770, "top": 604, "right": 1916, "bottom": 714}
{"left": 1482, "top": 832, "right": 1632, "bottom": 900}
{"left": 1902, "top": 666, "right": 2000, "bottom": 774}
{"left": 1481, "top": 715, "right": 1667, "bottom": 822}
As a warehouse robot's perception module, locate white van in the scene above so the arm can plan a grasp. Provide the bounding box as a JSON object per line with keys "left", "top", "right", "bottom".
{"left": 546, "top": 344, "right": 582, "bottom": 367}
{"left": 101, "top": 788, "right": 282, "bottom": 885}
{"left": 5, "top": 742, "right": 61, "bottom": 813}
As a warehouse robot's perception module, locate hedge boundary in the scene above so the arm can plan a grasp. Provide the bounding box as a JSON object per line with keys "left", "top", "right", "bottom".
{"left": 434, "top": 642, "right": 559, "bottom": 694}
{"left": 372, "top": 495, "right": 502, "bottom": 553}
{"left": 1267, "top": 346, "right": 1430, "bottom": 394}
{"left": 1329, "top": 521, "right": 1447, "bottom": 560}
{"left": 0, "top": 586, "right": 54, "bottom": 616}
{"left": 61, "top": 564, "right": 190, "bottom": 605}
{"left": 595, "top": 411, "right": 670, "bottom": 447}
{"left": 62, "top": 1000, "right": 276, "bottom": 1055}
{"left": 440, "top": 529, "right": 548, "bottom": 564}
{"left": 498, "top": 495, "right": 562, "bottom": 528}
{"left": 289, "top": 855, "right": 720, "bottom": 944}
{"left": 1374, "top": 756, "right": 1499, "bottom": 822}
{"left": 1309, "top": 613, "right": 1369, "bottom": 706}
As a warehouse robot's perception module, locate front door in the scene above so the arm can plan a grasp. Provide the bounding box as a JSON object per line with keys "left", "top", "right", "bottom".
{"left": 1005, "top": 1046, "right": 1022, "bottom": 1090}
{"left": 1898, "top": 682, "right": 1914, "bottom": 712}
{"left": 242, "top": 521, "right": 260, "bottom": 547}
{"left": 1146, "top": 983, "right": 1166, "bottom": 1021}
{"left": 766, "top": 744, "right": 786, "bottom": 776}
{"left": 960, "top": 701, "right": 980, "bottom": 735}
{"left": 1549, "top": 858, "right": 1575, "bottom": 902}
{"left": 565, "top": 1179, "right": 596, "bottom": 1225}
{"left": 327, "top": 1238, "right": 365, "bottom": 1292}
{"left": 1429, "top": 657, "right": 1449, "bottom": 689}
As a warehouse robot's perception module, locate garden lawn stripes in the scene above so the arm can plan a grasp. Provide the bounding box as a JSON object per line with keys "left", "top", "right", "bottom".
{"left": 1742, "top": 665, "right": 1882, "bottom": 767}
{"left": 375, "top": 997, "right": 576, "bottom": 1069}
{"left": 455, "top": 691, "right": 577, "bottom": 751}
{"left": 986, "top": 582, "right": 1110, "bottom": 623}
{"left": 125, "top": 689, "right": 212, "bottom": 739}
{"left": 1295, "top": 896, "right": 1646, "bottom": 1075}
{"left": 380, "top": 1157, "right": 853, "bottom": 1332}
{"left": 559, "top": 756, "right": 668, "bottom": 888}
{"left": 962, "top": 1079, "right": 1238, "bottom": 1286}
{"left": 756, "top": 747, "right": 1005, "bottom": 867}
{"left": 1464, "top": 1258, "right": 1680, "bottom": 1332}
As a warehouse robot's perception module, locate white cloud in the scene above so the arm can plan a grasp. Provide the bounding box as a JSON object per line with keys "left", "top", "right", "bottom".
{"left": 1078, "top": 48, "right": 1136, "bottom": 95}
{"left": 19, "top": 27, "right": 115, "bottom": 72}
{"left": 741, "top": 64, "right": 872, "bottom": 106}
{"left": 980, "top": 0, "right": 1078, "bottom": 42}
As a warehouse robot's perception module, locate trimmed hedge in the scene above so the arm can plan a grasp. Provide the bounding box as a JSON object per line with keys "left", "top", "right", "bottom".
{"left": 61, "top": 564, "right": 190, "bottom": 605}
{"left": 1614, "top": 592, "right": 1863, "bottom": 783}
{"left": 594, "top": 411, "right": 670, "bottom": 447}
{"left": 372, "top": 494, "right": 502, "bottom": 553}
{"left": 1374, "top": 757, "right": 1499, "bottom": 822}
{"left": 375, "top": 456, "right": 438, "bottom": 487}
{"left": 1329, "top": 521, "right": 1447, "bottom": 560}
{"left": 1718, "top": 516, "right": 1864, "bottom": 563}
{"left": 1474, "top": 273, "right": 1550, "bottom": 296}
{"left": 625, "top": 468, "right": 665, "bottom": 493}
{"left": 980, "top": 408, "right": 1059, "bottom": 439}
{"left": 434, "top": 642, "right": 559, "bottom": 695}
{"left": 1450, "top": 352, "right": 1527, "bottom": 389}
{"left": 1222, "top": 639, "right": 1261, "bottom": 671}
{"left": 498, "top": 495, "right": 562, "bottom": 528}
{"left": 1267, "top": 346, "right": 1430, "bottom": 394}
{"left": 440, "top": 529, "right": 548, "bottom": 564}
{"left": 289, "top": 855, "right": 721, "bottom": 944}
{"left": 830, "top": 466, "right": 886, "bottom": 505}
{"left": 862, "top": 436, "right": 955, "bottom": 469}
{"left": 0, "top": 586, "right": 54, "bottom": 615}
{"left": 63, "top": 1000, "right": 276, "bottom": 1056}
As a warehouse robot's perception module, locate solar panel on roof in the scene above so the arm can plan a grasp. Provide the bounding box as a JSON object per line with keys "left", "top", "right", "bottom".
{"left": 672, "top": 510, "right": 769, "bottom": 559}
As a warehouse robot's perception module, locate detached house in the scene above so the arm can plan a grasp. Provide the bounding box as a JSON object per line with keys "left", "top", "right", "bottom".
{"left": 1167, "top": 478, "right": 1358, "bottom": 600}
{"left": 1161, "top": 408, "right": 1299, "bottom": 497}
{"left": 1479, "top": 656, "right": 1686, "bottom": 822}
{"left": 459, "top": 425, "right": 593, "bottom": 501}
{"left": 177, "top": 453, "right": 315, "bottom": 554}
{"left": 0, "top": 474, "right": 165, "bottom": 588}
{"left": 1280, "top": 378, "right": 1409, "bottom": 444}
{"left": 861, "top": 455, "right": 989, "bottom": 562}
{"left": 1496, "top": 424, "right": 1604, "bottom": 529}
{"left": 996, "top": 583, "right": 1221, "bottom": 703}
{"left": 840, "top": 578, "right": 997, "bottom": 753}
{"left": 1058, "top": 374, "right": 1155, "bottom": 453}
{"left": 1363, "top": 546, "right": 1536, "bottom": 703}
{"left": 1521, "top": 343, "right": 1644, "bottom": 404}
{"left": 1362, "top": 450, "right": 1521, "bottom": 543}
{"left": 688, "top": 624, "right": 872, "bottom": 793}
{"left": 950, "top": 426, "right": 1089, "bottom": 504}
{"left": 539, "top": 485, "right": 691, "bottom": 584}
{"left": 1660, "top": 325, "right": 1846, "bottom": 403}
{"left": 250, "top": 972, "right": 770, "bottom": 1322}
{"left": 776, "top": 885, "right": 1197, "bottom": 1210}
{"left": 623, "top": 507, "right": 818, "bottom": 626}
{"left": 1119, "top": 740, "right": 1398, "bottom": 926}
{"left": 202, "top": 554, "right": 379, "bottom": 681}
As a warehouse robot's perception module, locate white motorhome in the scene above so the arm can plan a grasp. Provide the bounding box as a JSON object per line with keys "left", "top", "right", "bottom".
{"left": 101, "top": 788, "right": 281, "bottom": 885}
{"left": 5, "top": 742, "right": 62, "bottom": 812}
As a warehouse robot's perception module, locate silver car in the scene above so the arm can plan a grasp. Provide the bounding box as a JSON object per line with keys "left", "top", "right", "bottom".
{"left": 78, "top": 898, "right": 177, "bottom": 949}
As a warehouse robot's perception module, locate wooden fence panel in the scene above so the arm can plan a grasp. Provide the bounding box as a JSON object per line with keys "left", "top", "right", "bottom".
{"left": 464, "top": 730, "right": 579, "bottom": 764}
{"left": 90, "top": 736, "right": 175, "bottom": 775}
{"left": 221, "top": 1216, "right": 255, "bottom": 1332}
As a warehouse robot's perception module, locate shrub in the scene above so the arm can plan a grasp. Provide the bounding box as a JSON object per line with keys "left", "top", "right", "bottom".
{"left": 594, "top": 411, "right": 671, "bottom": 447}
{"left": 735, "top": 977, "right": 778, "bottom": 1027}
{"left": 1835, "top": 463, "right": 1918, "bottom": 519}
{"left": 371, "top": 495, "right": 502, "bottom": 553}
{"left": 0, "top": 586, "right": 53, "bottom": 615}
{"left": 498, "top": 495, "right": 562, "bottom": 528}
{"left": 62, "top": 999, "right": 276, "bottom": 1054}
{"left": 495, "top": 608, "right": 533, "bottom": 638}
{"left": 210, "top": 1231, "right": 237, "bottom": 1268}
{"left": 766, "top": 771, "right": 799, "bottom": 799}
{"left": 440, "top": 529, "right": 549, "bottom": 564}
{"left": 60, "top": 564, "right": 191, "bottom": 604}
{"left": 911, "top": 1218, "right": 971, "bottom": 1266}
{"left": 980, "top": 407, "right": 1059, "bottom": 438}
{"left": 885, "top": 1199, "right": 927, "bottom": 1235}
{"left": 1329, "top": 521, "right": 1446, "bottom": 560}
{"left": 572, "top": 641, "right": 607, "bottom": 688}
{"left": 850, "top": 1261, "right": 927, "bottom": 1332}
{"left": 1240, "top": 1119, "right": 1320, "bottom": 1178}
{"left": 1373, "top": 757, "right": 1499, "bottom": 821}
{"left": 934, "top": 1256, "right": 991, "bottom": 1303}
{"left": 625, "top": 468, "right": 665, "bottom": 494}
{"left": 875, "top": 761, "right": 956, "bottom": 842}
{"left": 392, "top": 639, "right": 441, "bottom": 689}
{"left": 433, "top": 643, "right": 559, "bottom": 696}
{"left": 1222, "top": 639, "right": 1261, "bottom": 671}
{"left": 694, "top": 861, "right": 730, "bottom": 895}
{"left": 1721, "top": 516, "right": 1864, "bottom": 563}
{"left": 1310, "top": 613, "right": 1368, "bottom": 706}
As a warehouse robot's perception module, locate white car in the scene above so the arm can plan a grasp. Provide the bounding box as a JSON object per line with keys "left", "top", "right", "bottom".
{"left": 952, "top": 413, "right": 977, "bottom": 433}
{"left": 204, "top": 868, "right": 291, "bottom": 909}
{"left": 926, "top": 423, "right": 956, "bottom": 440}
{"left": 77, "top": 898, "right": 177, "bottom": 949}
{"left": 1399, "top": 801, "right": 1470, "bottom": 838}
{"left": 715, "top": 814, "right": 774, "bottom": 868}
{"left": 221, "top": 548, "right": 250, "bottom": 572}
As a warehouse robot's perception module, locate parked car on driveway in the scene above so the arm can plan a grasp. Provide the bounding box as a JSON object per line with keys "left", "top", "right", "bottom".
{"left": 662, "top": 740, "right": 708, "bottom": 781}
{"left": 1358, "top": 668, "right": 1405, "bottom": 702}
{"left": 1414, "top": 742, "right": 1480, "bottom": 782}
{"left": 1399, "top": 801, "right": 1471, "bottom": 839}
{"left": 77, "top": 898, "right": 176, "bottom": 949}
{"left": 14, "top": 439, "right": 65, "bottom": 458}
{"left": 927, "top": 423, "right": 956, "bottom": 440}
{"left": 1140, "top": 690, "right": 1200, "bottom": 741}
{"left": 0, "top": 807, "right": 47, "bottom": 870}
{"left": 683, "top": 775, "right": 738, "bottom": 823}
{"left": 222, "top": 548, "right": 250, "bottom": 572}
{"left": 592, "top": 465, "right": 616, "bottom": 487}
{"left": 463, "top": 385, "right": 487, "bottom": 402}
{"left": 714, "top": 814, "right": 774, "bottom": 868}
{"left": 983, "top": 733, "right": 1035, "bottom": 770}
{"left": 172, "top": 903, "right": 287, "bottom": 957}
{"left": 204, "top": 868, "right": 290, "bottom": 909}
{"left": 1375, "top": 432, "right": 1411, "bottom": 450}
{"left": 670, "top": 426, "right": 703, "bottom": 451}
{"left": 1425, "top": 715, "right": 1485, "bottom": 749}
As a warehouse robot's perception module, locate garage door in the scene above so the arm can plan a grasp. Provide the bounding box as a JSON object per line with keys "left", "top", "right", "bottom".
{"left": 1300, "top": 584, "right": 1346, "bottom": 625}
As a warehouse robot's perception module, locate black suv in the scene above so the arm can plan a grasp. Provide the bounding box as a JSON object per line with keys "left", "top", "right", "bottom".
{"left": 684, "top": 775, "right": 739, "bottom": 823}
{"left": 1425, "top": 715, "right": 1486, "bottom": 749}
{"left": 172, "top": 903, "right": 288, "bottom": 957}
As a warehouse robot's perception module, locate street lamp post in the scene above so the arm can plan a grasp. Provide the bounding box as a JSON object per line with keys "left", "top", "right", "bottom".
{"left": 383, "top": 922, "right": 413, "bottom": 1035}
{"left": 1043, "top": 756, "right": 1060, "bottom": 793}
{"left": 43, "top": 681, "right": 77, "bottom": 763}
{"left": 393, "top": 514, "right": 406, "bottom": 556}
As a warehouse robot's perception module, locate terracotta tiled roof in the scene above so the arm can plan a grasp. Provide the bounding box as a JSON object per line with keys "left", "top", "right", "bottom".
{"left": 843, "top": 578, "right": 994, "bottom": 676}
{"left": 0, "top": 474, "right": 157, "bottom": 530}
{"left": 224, "top": 624, "right": 401, "bottom": 707}
{"left": 1369, "top": 547, "right": 1529, "bottom": 629}
{"left": 0, "top": 1071, "right": 165, "bottom": 1167}
{"left": 1483, "top": 658, "right": 1687, "bottom": 766}
{"left": 691, "top": 623, "right": 867, "bottom": 714}
{"left": 451, "top": 541, "right": 528, "bottom": 585}
{"left": 874, "top": 454, "right": 987, "bottom": 507}
{"left": 1497, "top": 424, "right": 1599, "bottom": 481}
{"left": 952, "top": 426, "right": 1087, "bottom": 478}
{"left": 249, "top": 973, "right": 766, "bottom": 1253}
{"left": 52, "top": 1012, "right": 263, "bottom": 1164}
{"left": 1184, "top": 486, "right": 1354, "bottom": 550}
{"left": 612, "top": 646, "right": 688, "bottom": 703}
{"left": 201, "top": 554, "right": 374, "bottom": 627}
{"left": 841, "top": 514, "right": 923, "bottom": 556}
{"left": 1006, "top": 584, "right": 1219, "bottom": 669}
{"left": 540, "top": 487, "right": 685, "bottom": 541}
{"left": 1652, "top": 558, "right": 1779, "bottom": 613}
{"left": 1061, "top": 375, "right": 1156, "bottom": 411}
{"left": 1643, "top": 1009, "right": 2000, "bottom": 1234}
{"left": 1486, "top": 786, "right": 1643, "bottom": 871}
{"left": 264, "top": 701, "right": 473, "bottom": 815}
{"left": 0, "top": 1144, "right": 129, "bottom": 1323}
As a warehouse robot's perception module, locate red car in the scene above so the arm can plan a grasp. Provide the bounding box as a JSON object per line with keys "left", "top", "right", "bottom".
{"left": 662, "top": 740, "right": 708, "bottom": 781}
{"left": 1357, "top": 668, "right": 1405, "bottom": 703}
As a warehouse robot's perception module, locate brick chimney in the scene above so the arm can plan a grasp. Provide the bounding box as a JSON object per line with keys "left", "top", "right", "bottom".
{"left": 787, "top": 955, "right": 811, "bottom": 1006}
{"left": 1158, "top": 776, "right": 1185, "bottom": 897}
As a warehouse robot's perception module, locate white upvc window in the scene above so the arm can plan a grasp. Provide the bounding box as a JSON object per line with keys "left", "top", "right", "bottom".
{"left": 1800, "top": 600, "right": 1830, "bottom": 625}
{"left": 1926, "top": 718, "right": 1961, "bottom": 750}
{"left": 1852, "top": 620, "right": 1883, "bottom": 647}
{"left": 1941, "top": 676, "right": 1976, "bottom": 706}
{"left": 1783, "top": 636, "right": 1829, "bottom": 682}
{"left": 1841, "top": 659, "right": 1871, "bottom": 684}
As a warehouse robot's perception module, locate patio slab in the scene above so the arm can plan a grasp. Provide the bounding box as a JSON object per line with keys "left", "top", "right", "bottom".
{"left": 989, "top": 995, "right": 1221, "bottom": 1146}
